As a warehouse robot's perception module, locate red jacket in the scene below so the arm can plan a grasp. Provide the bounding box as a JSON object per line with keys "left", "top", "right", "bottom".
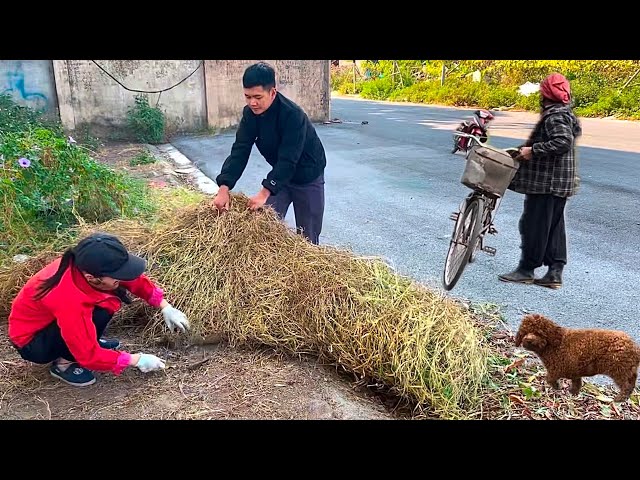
{"left": 8, "top": 258, "right": 164, "bottom": 374}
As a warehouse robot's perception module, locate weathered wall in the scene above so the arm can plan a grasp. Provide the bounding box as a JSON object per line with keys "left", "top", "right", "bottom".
{"left": 204, "top": 60, "right": 330, "bottom": 129}
{"left": 2, "top": 60, "right": 330, "bottom": 137}
{"left": 54, "top": 60, "right": 207, "bottom": 137}
{"left": 0, "top": 60, "right": 59, "bottom": 117}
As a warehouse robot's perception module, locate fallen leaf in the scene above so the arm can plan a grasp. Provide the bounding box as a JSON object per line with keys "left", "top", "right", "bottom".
{"left": 600, "top": 405, "right": 612, "bottom": 418}
{"left": 595, "top": 394, "right": 613, "bottom": 403}
{"left": 504, "top": 358, "right": 525, "bottom": 373}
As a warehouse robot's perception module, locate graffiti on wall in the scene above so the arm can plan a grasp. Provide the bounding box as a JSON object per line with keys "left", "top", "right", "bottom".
{"left": 1, "top": 63, "right": 48, "bottom": 111}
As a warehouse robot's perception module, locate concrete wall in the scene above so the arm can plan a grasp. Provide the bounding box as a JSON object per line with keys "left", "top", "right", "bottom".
{"left": 53, "top": 60, "right": 207, "bottom": 137}
{"left": 1, "top": 60, "right": 330, "bottom": 137}
{"left": 204, "top": 60, "right": 330, "bottom": 129}
{"left": 0, "top": 60, "right": 59, "bottom": 117}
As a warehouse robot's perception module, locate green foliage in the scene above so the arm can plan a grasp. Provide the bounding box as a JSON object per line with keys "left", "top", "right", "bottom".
{"left": 388, "top": 80, "right": 518, "bottom": 109}
{"left": 126, "top": 94, "right": 165, "bottom": 144}
{"left": 360, "top": 78, "right": 395, "bottom": 100}
{"left": 514, "top": 91, "right": 541, "bottom": 111}
{"left": 331, "top": 60, "right": 640, "bottom": 119}
{"left": 0, "top": 97, "right": 155, "bottom": 258}
{"left": 0, "top": 94, "right": 62, "bottom": 135}
{"left": 130, "top": 150, "right": 157, "bottom": 166}
{"left": 481, "top": 60, "right": 640, "bottom": 85}
{"left": 330, "top": 64, "right": 363, "bottom": 94}
{"left": 360, "top": 60, "right": 422, "bottom": 87}
{"left": 73, "top": 124, "right": 104, "bottom": 151}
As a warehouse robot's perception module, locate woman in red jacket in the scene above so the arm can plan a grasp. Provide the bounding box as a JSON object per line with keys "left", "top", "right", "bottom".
{"left": 8, "top": 232, "right": 190, "bottom": 386}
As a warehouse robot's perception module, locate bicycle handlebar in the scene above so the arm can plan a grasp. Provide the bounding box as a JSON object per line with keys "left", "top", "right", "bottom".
{"left": 453, "top": 132, "right": 484, "bottom": 141}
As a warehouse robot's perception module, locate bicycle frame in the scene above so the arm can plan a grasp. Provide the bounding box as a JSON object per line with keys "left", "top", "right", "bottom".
{"left": 452, "top": 189, "right": 501, "bottom": 255}
{"left": 472, "top": 191, "right": 501, "bottom": 257}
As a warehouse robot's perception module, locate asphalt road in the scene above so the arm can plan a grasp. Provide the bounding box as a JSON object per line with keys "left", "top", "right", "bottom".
{"left": 171, "top": 97, "right": 640, "bottom": 350}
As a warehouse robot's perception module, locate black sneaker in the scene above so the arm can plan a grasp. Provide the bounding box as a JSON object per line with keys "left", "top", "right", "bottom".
{"left": 98, "top": 338, "right": 120, "bottom": 349}
{"left": 50, "top": 362, "right": 96, "bottom": 387}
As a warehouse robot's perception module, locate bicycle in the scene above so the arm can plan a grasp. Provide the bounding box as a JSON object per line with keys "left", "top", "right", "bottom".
{"left": 442, "top": 134, "right": 520, "bottom": 291}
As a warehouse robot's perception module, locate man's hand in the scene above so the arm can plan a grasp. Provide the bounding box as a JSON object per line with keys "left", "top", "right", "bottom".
{"left": 519, "top": 146, "right": 533, "bottom": 161}
{"left": 213, "top": 186, "right": 230, "bottom": 213}
{"left": 248, "top": 188, "right": 271, "bottom": 211}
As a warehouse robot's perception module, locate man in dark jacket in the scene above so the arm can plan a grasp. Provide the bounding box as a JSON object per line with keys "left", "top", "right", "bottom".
{"left": 213, "top": 62, "right": 327, "bottom": 245}
{"left": 499, "top": 73, "right": 582, "bottom": 289}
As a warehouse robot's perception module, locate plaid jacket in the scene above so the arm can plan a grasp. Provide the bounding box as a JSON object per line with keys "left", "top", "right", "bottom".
{"left": 509, "top": 103, "right": 582, "bottom": 197}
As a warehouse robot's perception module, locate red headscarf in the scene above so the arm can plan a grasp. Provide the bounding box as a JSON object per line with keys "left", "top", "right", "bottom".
{"left": 540, "top": 73, "right": 571, "bottom": 104}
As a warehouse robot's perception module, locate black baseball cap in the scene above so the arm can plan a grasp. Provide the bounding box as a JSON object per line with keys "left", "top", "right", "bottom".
{"left": 72, "top": 233, "right": 146, "bottom": 281}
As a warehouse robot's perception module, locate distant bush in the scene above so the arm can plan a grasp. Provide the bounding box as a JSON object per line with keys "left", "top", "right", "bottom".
{"left": 332, "top": 60, "right": 640, "bottom": 119}
{"left": 126, "top": 94, "right": 165, "bottom": 144}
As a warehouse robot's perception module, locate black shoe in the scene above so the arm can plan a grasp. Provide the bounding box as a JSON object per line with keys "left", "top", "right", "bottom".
{"left": 534, "top": 265, "right": 563, "bottom": 289}
{"left": 498, "top": 267, "right": 535, "bottom": 284}
{"left": 50, "top": 362, "right": 96, "bottom": 387}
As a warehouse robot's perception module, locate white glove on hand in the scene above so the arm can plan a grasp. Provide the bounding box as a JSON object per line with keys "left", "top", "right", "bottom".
{"left": 136, "top": 353, "right": 166, "bottom": 373}
{"left": 161, "top": 303, "right": 190, "bottom": 333}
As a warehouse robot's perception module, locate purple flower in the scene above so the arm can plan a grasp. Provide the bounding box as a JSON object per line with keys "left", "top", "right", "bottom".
{"left": 17, "top": 157, "right": 31, "bottom": 168}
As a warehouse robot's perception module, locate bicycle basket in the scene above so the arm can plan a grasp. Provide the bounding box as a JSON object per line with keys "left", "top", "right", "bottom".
{"left": 461, "top": 144, "right": 520, "bottom": 197}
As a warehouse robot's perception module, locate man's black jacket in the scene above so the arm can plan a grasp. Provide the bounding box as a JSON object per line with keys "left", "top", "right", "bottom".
{"left": 215, "top": 92, "right": 327, "bottom": 195}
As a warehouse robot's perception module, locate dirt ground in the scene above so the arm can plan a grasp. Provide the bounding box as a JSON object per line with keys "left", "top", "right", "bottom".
{"left": 0, "top": 142, "right": 398, "bottom": 421}
{"left": 0, "top": 324, "right": 398, "bottom": 420}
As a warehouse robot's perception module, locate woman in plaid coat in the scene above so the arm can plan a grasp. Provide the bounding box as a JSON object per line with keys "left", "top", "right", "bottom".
{"left": 499, "top": 73, "right": 582, "bottom": 289}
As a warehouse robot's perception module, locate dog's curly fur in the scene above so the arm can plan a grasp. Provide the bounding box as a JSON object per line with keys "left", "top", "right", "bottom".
{"left": 515, "top": 313, "right": 640, "bottom": 402}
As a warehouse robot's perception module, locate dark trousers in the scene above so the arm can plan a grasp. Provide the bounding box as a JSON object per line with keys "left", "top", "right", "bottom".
{"left": 518, "top": 193, "right": 568, "bottom": 271}
{"left": 266, "top": 173, "right": 325, "bottom": 245}
{"left": 15, "top": 307, "right": 113, "bottom": 364}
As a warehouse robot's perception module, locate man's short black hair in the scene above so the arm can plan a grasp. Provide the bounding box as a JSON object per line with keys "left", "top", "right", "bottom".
{"left": 243, "top": 62, "right": 276, "bottom": 90}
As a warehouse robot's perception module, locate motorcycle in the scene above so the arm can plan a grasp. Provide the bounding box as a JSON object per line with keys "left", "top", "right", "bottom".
{"left": 451, "top": 109, "right": 495, "bottom": 154}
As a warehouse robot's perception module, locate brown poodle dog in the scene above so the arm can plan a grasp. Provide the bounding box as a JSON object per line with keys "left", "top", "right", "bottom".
{"left": 515, "top": 313, "right": 640, "bottom": 402}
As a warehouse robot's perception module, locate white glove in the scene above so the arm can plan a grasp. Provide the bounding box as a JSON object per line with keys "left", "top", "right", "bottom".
{"left": 161, "top": 303, "right": 190, "bottom": 333}
{"left": 136, "top": 353, "right": 166, "bottom": 373}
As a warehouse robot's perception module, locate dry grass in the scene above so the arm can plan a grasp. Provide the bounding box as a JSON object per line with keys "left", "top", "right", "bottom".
{"left": 3, "top": 204, "right": 640, "bottom": 420}
{"left": 0, "top": 194, "right": 491, "bottom": 419}
{"left": 141, "top": 196, "right": 491, "bottom": 419}
{"left": 7, "top": 192, "right": 638, "bottom": 420}
{"left": 0, "top": 252, "right": 59, "bottom": 321}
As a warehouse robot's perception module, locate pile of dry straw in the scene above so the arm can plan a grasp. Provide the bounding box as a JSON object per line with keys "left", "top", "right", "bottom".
{"left": 1, "top": 194, "right": 491, "bottom": 418}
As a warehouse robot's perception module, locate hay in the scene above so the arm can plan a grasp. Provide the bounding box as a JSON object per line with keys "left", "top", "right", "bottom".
{"left": 0, "top": 194, "right": 491, "bottom": 419}
{"left": 0, "top": 252, "right": 59, "bottom": 321}
{"left": 138, "top": 195, "right": 491, "bottom": 418}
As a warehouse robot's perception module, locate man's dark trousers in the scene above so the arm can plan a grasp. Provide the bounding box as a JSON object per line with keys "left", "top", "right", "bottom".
{"left": 266, "top": 173, "right": 325, "bottom": 245}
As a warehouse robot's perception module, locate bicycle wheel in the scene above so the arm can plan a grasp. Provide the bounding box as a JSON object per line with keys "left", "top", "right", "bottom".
{"left": 442, "top": 197, "right": 484, "bottom": 291}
